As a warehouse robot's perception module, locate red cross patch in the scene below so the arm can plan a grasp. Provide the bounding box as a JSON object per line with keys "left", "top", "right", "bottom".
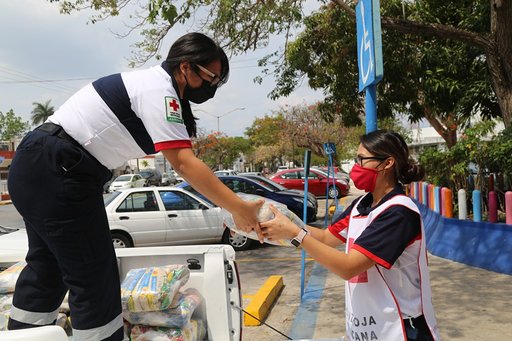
{"left": 165, "top": 96, "right": 183, "bottom": 124}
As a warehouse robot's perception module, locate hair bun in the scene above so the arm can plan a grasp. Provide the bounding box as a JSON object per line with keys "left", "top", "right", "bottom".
{"left": 400, "top": 162, "right": 425, "bottom": 184}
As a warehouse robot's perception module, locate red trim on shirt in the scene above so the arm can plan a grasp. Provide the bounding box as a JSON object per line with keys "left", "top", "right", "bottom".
{"left": 352, "top": 244, "right": 393, "bottom": 269}
{"left": 328, "top": 215, "right": 350, "bottom": 242}
{"left": 154, "top": 140, "right": 192, "bottom": 152}
{"left": 406, "top": 233, "right": 422, "bottom": 247}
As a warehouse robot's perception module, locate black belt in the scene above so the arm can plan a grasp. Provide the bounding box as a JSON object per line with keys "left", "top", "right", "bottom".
{"left": 36, "top": 122, "right": 81, "bottom": 147}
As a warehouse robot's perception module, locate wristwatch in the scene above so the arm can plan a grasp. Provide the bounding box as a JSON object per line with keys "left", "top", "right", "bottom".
{"left": 290, "top": 228, "right": 309, "bottom": 248}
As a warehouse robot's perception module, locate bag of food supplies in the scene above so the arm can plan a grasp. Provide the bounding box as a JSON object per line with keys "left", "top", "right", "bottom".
{"left": 0, "top": 261, "right": 26, "bottom": 294}
{"left": 221, "top": 193, "right": 306, "bottom": 247}
{"left": 130, "top": 319, "right": 206, "bottom": 341}
{"left": 123, "top": 288, "right": 203, "bottom": 328}
{"left": 121, "top": 265, "right": 190, "bottom": 312}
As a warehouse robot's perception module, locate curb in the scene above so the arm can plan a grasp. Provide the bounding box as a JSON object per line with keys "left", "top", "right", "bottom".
{"left": 243, "top": 275, "right": 284, "bottom": 326}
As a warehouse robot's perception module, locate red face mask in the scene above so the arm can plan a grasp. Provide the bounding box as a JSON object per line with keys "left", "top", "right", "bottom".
{"left": 350, "top": 163, "right": 380, "bottom": 192}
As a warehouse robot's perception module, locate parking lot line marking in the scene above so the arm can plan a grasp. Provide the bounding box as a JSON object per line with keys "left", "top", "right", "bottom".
{"left": 288, "top": 262, "right": 328, "bottom": 339}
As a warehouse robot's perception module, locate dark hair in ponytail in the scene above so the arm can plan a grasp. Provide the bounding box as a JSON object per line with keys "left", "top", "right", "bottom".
{"left": 360, "top": 129, "right": 424, "bottom": 184}
{"left": 164, "top": 32, "right": 230, "bottom": 138}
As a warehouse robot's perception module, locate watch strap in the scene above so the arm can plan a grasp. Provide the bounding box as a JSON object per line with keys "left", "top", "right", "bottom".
{"left": 291, "top": 228, "right": 308, "bottom": 247}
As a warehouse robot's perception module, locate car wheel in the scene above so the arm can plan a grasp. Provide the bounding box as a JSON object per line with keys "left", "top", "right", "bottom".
{"left": 111, "top": 232, "right": 133, "bottom": 248}
{"left": 328, "top": 186, "right": 340, "bottom": 199}
{"left": 222, "top": 229, "right": 253, "bottom": 251}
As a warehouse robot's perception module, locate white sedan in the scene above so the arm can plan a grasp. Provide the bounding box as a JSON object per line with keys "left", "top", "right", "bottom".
{"left": 104, "top": 187, "right": 254, "bottom": 251}
{"left": 108, "top": 174, "right": 147, "bottom": 192}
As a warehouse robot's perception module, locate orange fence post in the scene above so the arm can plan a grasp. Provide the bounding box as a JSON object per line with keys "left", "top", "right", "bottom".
{"left": 442, "top": 187, "right": 453, "bottom": 218}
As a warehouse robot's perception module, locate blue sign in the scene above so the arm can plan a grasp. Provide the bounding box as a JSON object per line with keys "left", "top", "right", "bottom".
{"left": 323, "top": 143, "right": 336, "bottom": 155}
{"left": 356, "top": 0, "right": 383, "bottom": 92}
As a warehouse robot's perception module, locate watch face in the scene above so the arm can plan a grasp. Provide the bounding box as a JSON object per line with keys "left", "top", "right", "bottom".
{"left": 291, "top": 239, "right": 300, "bottom": 247}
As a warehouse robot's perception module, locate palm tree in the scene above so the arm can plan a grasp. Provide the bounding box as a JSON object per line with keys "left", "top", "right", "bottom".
{"left": 31, "top": 100, "right": 55, "bottom": 126}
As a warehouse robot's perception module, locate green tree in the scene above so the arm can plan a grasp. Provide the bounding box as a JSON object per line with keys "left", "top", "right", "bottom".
{"left": 245, "top": 114, "right": 288, "bottom": 168}
{"left": 271, "top": 3, "right": 499, "bottom": 148}
{"left": 419, "top": 121, "right": 511, "bottom": 194}
{"left": 48, "top": 0, "right": 512, "bottom": 128}
{"left": 193, "top": 131, "right": 252, "bottom": 170}
{"left": 31, "top": 100, "right": 55, "bottom": 126}
{"left": 0, "top": 109, "right": 30, "bottom": 141}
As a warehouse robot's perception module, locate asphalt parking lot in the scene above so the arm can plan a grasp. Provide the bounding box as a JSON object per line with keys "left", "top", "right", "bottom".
{"left": 2, "top": 196, "right": 511, "bottom": 340}
{"left": 237, "top": 197, "right": 512, "bottom": 341}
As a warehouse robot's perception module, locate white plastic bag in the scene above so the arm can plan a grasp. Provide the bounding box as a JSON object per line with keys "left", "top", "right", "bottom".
{"left": 222, "top": 194, "right": 306, "bottom": 247}
{"left": 130, "top": 319, "right": 206, "bottom": 341}
{"left": 0, "top": 261, "right": 26, "bottom": 294}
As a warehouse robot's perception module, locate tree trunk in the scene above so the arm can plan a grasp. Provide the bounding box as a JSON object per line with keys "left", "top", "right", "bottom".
{"left": 332, "top": 0, "right": 512, "bottom": 128}
{"left": 423, "top": 108, "right": 458, "bottom": 149}
{"left": 488, "top": 0, "right": 512, "bottom": 128}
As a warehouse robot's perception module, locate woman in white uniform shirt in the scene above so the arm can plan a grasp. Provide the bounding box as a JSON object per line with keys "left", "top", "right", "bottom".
{"left": 7, "top": 32, "right": 262, "bottom": 340}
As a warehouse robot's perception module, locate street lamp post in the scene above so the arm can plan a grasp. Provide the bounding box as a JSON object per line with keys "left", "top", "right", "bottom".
{"left": 195, "top": 107, "right": 246, "bottom": 133}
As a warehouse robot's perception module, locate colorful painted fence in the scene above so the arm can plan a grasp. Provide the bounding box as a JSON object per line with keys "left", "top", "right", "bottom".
{"left": 408, "top": 181, "right": 512, "bottom": 224}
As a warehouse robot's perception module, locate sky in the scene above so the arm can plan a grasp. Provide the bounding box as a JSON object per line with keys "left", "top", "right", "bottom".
{"left": 0, "top": 0, "right": 325, "bottom": 137}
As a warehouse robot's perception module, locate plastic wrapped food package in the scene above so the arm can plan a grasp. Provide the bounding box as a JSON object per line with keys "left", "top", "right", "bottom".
{"left": 0, "top": 261, "right": 26, "bottom": 294}
{"left": 121, "top": 265, "right": 190, "bottom": 312}
{"left": 221, "top": 194, "right": 306, "bottom": 247}
{"left": 0, "top": 294, "right": 13, "bottom": 313}
{"left": 124, "top": 288, "right": 203, "bottom": 328}
{"left": 130, "top": 319, "right": 206, "bottom": 341}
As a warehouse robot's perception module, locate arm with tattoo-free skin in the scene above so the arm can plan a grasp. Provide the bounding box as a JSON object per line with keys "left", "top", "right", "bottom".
{"left": 260, "top": 205, "right": 375, "bottom": 280}
{"left": 163, "top": 148, "right": 264, "bottom": 241}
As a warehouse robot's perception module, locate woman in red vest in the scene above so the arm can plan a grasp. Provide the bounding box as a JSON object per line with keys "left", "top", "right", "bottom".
{"left": 261, "top": 129, "right": 440, "bottom": 341}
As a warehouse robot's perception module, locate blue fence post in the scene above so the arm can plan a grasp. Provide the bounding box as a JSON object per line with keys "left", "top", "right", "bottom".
{"left": 473, "top": 190, "right": 482, "bottom": 222}
{"left": 434, "top": 186, "right": 441, "bottom": 213}
{"left": 422, "top": 182, "right": 429, "bottom": 206}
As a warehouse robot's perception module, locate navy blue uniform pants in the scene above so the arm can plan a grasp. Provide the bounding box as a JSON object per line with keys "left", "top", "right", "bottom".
{"left": 7, "top": 126, "right": 124, "bottom": 340}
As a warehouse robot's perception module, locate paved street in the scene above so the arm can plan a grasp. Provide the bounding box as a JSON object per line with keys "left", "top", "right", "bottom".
{"left": 1, "top": 194, "right": 511, "bottom": 340}
{"left": 237, "top": 195, "right": 512, "bottom": 341}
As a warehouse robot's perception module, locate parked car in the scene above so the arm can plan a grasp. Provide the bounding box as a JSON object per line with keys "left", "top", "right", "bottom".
{"left": 104, "top": 187, "right": 253, "bottom": 251}
{"left": 160, "top": 171, "right": 177, "bottom": 186}
{"left": 103, "top": 174, "right": 116, "bottom": 193}
{"left": 139, "top": 168, "right": 162, "bottom": 186}
{"left": 176, "top": 175, "right": 318, "bottom": 222}
{"left": 239, "top": 174, "right": 317, "bottom": 206}
{"left": 270, "top": 168, "right": 350, "bottom": 198}
{"left": 312, "top": 166, "right": 350, "bottom": 183}
{"left": 214, "top": 169, "right": 238, "bottom": 176}
{"left": 238, "top": 171, "right": 263, "bottom": 177}
{"left": 108, "top": 174, "right": 146, "bottom": 192}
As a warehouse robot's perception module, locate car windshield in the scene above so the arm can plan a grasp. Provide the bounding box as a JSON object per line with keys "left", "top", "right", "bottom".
{"left": 247, "top": 176, "right": 286, "bottom": 191}
{"left": 139, "top": 171, "right": 152, "bottom": 178}
{"left": 104, "top": 190, "right": 122, "bottom": 206}
{"left": 115, "top": 175, "right": 132, "bottom": 181}
{"left": 314, "top": 169, "right": 345, "bottom": 180}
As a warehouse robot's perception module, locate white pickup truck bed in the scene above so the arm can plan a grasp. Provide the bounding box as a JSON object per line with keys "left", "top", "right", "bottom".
{"left": 0, "top": 242, "right": 242, "bottom": 340}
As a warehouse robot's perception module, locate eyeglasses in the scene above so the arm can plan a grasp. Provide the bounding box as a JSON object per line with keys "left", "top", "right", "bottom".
{"left": 354, "top": 155, "right": 388, "bottom": 166}
{"left": 194, "top": 64, "right": 224, "bottom": 87}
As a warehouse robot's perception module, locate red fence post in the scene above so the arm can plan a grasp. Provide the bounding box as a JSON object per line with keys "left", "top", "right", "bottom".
{"left": 488, "top": 191, "right": 498, "bottom": 223}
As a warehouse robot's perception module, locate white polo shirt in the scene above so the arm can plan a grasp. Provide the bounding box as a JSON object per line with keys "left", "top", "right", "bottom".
{"left": 48, "top": 65, "right": 192, "bottom": 169}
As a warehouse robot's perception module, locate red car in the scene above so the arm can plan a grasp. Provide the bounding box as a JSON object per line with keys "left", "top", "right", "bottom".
{"left": 270, "top": 168, "right": 350, "bottom": 198}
